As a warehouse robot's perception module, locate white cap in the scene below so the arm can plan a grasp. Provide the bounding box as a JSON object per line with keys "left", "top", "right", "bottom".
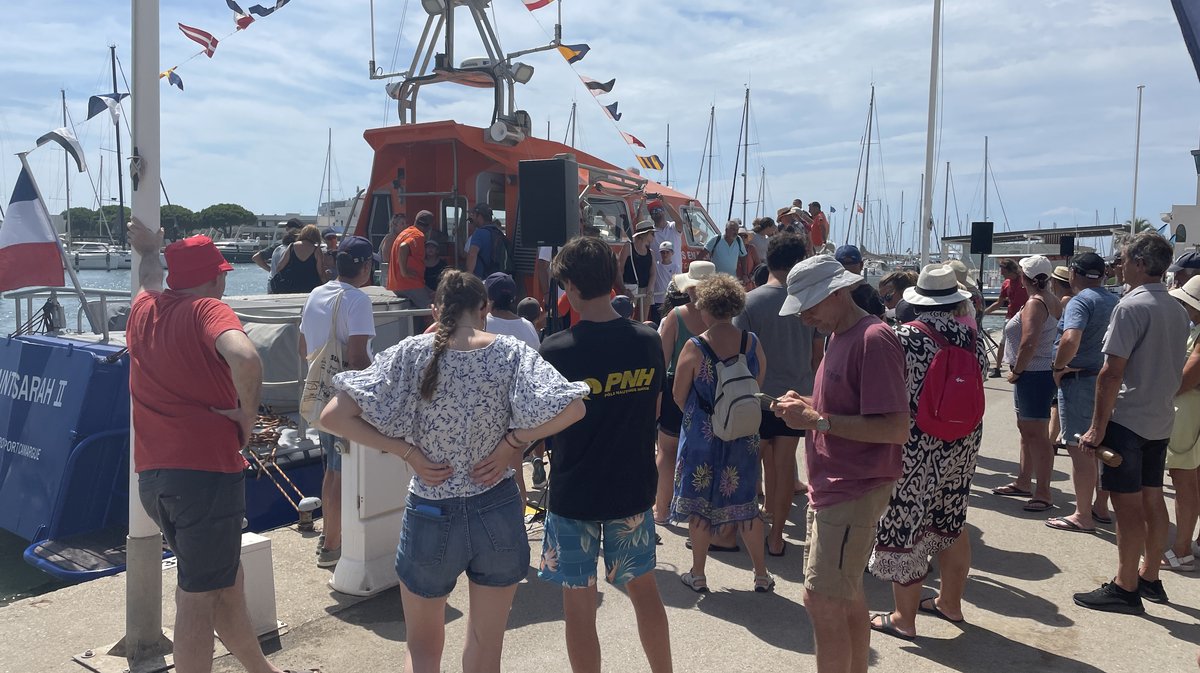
{"left": 659, "top": 240, "right": 674, "bottom": 252}
{"left": 1019, "top": 255, "right": 1053, "bottom": 280}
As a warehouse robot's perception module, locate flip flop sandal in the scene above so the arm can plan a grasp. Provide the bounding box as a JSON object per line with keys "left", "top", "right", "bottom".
{"left": 1045, "top": 516, "right": 1095, "bottom": 533}
{"left": 680, "top": 572, "right": 709, "bottom": 593}
{"left": 685, "top": 539, "right": 740, "bottom": 553}
{"left": 869, "top": 613, "right": 915, "bottom": 641}
{"left": 992, "top": 484, "right": 1033, "bottom": 497}
{"left": 767, "top": 542, "right": 787, "bottom": 557}
{"left": 1023, "top": 499, "right": 1054, "bottom": 512}
{"left": 1091, "top": 509, "right": 1113, "bottom": 525}
{"left": 918, "top": 596, "right": 965, "bottom": 624}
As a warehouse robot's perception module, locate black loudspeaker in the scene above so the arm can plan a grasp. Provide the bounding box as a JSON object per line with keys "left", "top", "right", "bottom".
{"left": 1059, "top": 235, "right": 1076, "bottom": 258}
{"left": 970, "top": 221, "right": 993, "bottom": 255}
{"left": 518, "top": 156, "right": 579, "bottom": 247}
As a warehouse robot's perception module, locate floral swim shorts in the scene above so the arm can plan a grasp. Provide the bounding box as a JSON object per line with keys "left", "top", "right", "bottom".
{"left": 538, "top": 508, "right": 657, "bottom": 588}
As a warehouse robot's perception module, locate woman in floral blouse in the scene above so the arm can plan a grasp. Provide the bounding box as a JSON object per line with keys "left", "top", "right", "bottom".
{"left": 322, "top": 269, "right": 588, "bottom": 673}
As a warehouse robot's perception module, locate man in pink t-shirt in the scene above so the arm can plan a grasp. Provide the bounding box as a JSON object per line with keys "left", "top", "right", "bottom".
{"left": 772, "top": 254, "right": 909, "bottom": 673}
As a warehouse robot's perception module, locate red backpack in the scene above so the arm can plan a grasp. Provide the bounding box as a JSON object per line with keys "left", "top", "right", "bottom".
{"left": 905, "top": 321, "right": 985, "bottom": 442}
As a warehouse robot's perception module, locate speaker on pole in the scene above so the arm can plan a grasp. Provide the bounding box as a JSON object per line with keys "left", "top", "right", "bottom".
{"left": 518, "top": 156, "right": 579, "bottom": 248}
{"left": 970, "top": 221, "right": 993, "bottom": 255}
{"left": 1058, "top": 235, "right": 1076, "bottom": 258}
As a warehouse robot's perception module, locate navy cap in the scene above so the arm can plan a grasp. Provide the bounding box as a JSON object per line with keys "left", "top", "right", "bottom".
{"left": 484, "top": 272, "right": 517, "bottom": 302}
{"left": 323, "top": 227, "right": 338, "bottom": 239}
{"left": 834, "top": 244, "right": 863, "bottom": 266}
{"left": 337, "top": 235, "right": 380, "bottom": 263}
{"left": 472, "top": 202, "right": 493, "bottom": 219}
{"left": 1070, "top": 252, "right": 1107, "bottom": 279}
{"left": 1169, "top": 251, "right": 1200, "bottom": 272}
{"left": 611, "top": 295, "right": 635, "bottom": 319}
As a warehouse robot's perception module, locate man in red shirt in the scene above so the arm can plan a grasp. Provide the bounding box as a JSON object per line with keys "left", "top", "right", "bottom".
{"left": 983, "top": 258, "right": 1029, "bottom": 376}
{"left": 808, "top": 201, "right": 830, "bottom": 252}
{"left": 772, "top": 254, "right": 909, "bottom": 673}
{"left": 387, "top": 209, "right": 433, "bottom": 308}
{"left": 127, "top": 221, "right": 290, "bottom": 673}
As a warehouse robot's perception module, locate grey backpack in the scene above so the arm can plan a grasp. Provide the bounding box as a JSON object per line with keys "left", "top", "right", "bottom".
{"left": 695, "top": 332, "right": 761, "bottom": 441}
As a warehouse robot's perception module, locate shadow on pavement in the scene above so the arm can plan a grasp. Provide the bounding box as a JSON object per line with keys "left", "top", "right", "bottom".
{"left": 966, "top": 525, "right": 1062, "bottom": 582}
{"left": 901, "top": 624, "right": 1107, "bottom": 673}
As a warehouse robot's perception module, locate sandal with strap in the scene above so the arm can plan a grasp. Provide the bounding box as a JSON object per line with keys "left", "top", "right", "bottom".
{"left": 680, "top": 572, "right": 709, "bottom": 593}
{"left": 1162, "top": 550, "right": 1196, "bottom": 572}
{"left": 754, "top": 573, "right": 776, "bottom": 593}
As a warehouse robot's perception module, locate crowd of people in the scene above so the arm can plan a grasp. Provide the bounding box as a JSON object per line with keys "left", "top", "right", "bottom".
{"left": 120, "top": 192, "right": 1200, "bottom": 672}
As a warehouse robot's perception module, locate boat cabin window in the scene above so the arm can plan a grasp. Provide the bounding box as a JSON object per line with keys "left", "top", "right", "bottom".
{"left": 680, "top": 206, "right": 716, "bottom": 247}
{"left": 582, "top": 198, "right": 631, "bottom": 244}
{"left": 365, "top": 192, "right": 393, "bottom": 250}
{"left": 441, "top": 197, "right": 467, "bottom": 254}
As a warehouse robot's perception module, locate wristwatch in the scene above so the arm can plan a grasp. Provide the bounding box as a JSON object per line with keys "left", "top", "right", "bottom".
{"left": 815, "top": 417, "right": 831, "bottom": 433}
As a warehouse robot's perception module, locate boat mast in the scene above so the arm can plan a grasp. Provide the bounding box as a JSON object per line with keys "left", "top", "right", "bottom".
{"left": 727, "top": 87, "right": 748, "bottom": 223}
{"left": 326, "top": 128, "right": 332, "bottom": 227}
{"left": 919, "top": 0, "right": 942, "bottom": 265}
{"left": 898, "top": 191, "right": 905, "bottom": 255}
{"left": 942, "top": 161, "right": 950, "bottom": 254}
{"left": 756, "top": 166, "right": 765, "bottom": 219}
{"left": 861, "top": 85, "right": 874, "bottom": 247}
{"left": 983, "top": 136, "right": 989, "bottom": 224}
{"left": 110, "top": 45, "right": 127, "bottom": 247}
{"left": 741, "top": 87, "right": 750, "bottom": 226}
{"left": 695, "top": 105, "right": 715, "bottom": 212}
{"left": 665, "top": 123, "right": 671, "bottom": 187}
{"left": 1131, "top": 84, "right": 1145, "bottom": 232}
{"left": 62, "top": 89, "right": 72, "bottom": 243}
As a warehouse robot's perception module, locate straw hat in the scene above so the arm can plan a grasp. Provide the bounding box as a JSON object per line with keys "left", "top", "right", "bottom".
{"left": 903, "top": 263, "right": 973, "bottom": 307}
{"left": 1051, "top": 266, "right": 1071, "bottom": 283}
{"left": 674, "top": 261, "right": 717, "bottom": 291}
{"left": 1170, "top": 275, "right": 1200, "bottom": 314}
{"left": 946, "top": 259, "right": 978, "bottom": 290}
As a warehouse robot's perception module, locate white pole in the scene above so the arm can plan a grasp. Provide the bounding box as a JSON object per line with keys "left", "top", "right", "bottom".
{"left": 113, "top": 0, "right": 172, "bottom": 663}
{"left": 919, "top": 0, "right": 942, "bottom": 266}
{"left": 1131, "top": 84, "right": 1145, "bottom": 233}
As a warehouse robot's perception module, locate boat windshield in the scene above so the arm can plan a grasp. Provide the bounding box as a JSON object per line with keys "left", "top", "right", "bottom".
{"left": 583, "top": 198, "right": 631, "bottom": 244}
{"left": 680, "top": 206, "right": 715, "bottom": 246}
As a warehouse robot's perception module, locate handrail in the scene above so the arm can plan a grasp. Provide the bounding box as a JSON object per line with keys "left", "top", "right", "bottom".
{"left": 233, "top": 307, "right": 433, "bottom": 325}
{"left": 42, "top": 428, "right": 130, "bottom": 542}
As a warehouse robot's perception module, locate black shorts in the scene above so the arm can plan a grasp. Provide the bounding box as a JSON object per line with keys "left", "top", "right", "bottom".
{"left": 760, "top": 409, "right": 804, "bottom": 439}
{"left": 1100, "top": 421, "right": 1168, "bottom": 494}
{"left": 139, "top": 469, "right": 246, "bottom": 592}
{"left": 658, "top": 374, "right": 683, "bottom": 437}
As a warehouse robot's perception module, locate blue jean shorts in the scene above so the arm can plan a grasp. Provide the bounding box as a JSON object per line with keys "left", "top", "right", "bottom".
{"left": 1013, "top": 369, "right": 1057, "bottom": 421}
{"left": 318, "top": 431, "right": 343, "bottom": 472}
{"left": 1057, "top": 375, "right": 1097, "bottom": 443}
{"left": 395, "top": 478, "right": 528, "bottom": 598}
{"left": 538, "top": 509, "right": 657, "bottom": 588}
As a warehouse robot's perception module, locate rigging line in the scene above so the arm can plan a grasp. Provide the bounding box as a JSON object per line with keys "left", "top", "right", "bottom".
{"left": 949, "top": 163, "right": 964, "bottom": 236}
{"left": 384, "top": 0, "right": 412, "bottom": 124}
{"left": 872, "top": 93, "right": 891, "bottom": 250}
{"left": 987, "top": 159, "right": 1012, "bottom": 231}
{"left": 846, "top": 93, "right": 870, "bottom": 246}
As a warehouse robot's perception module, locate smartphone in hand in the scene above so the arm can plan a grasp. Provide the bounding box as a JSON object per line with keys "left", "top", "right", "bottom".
{"left": 754, "top": 392, "right": 779, "bottom": 406}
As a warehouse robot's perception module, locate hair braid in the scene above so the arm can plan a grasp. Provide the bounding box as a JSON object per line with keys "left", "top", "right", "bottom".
{"left": 418, "top": 269, "right": 486, "bottom": 401}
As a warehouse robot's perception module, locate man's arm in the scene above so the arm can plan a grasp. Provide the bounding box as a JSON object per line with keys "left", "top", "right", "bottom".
{"left": 396, "top": 242, "right": 413, "bottom": 279}
{"left": 214, "top": 330, "right": 263, "bottom": 448}
{"left": 128, "top": 218, "right": 164, "bottom": 295}
{"left": 251, "top": 247, "right": 272, "bottom": 272}
{"left": 465, "top": 245, "right": 480, "bottom": 275}
{"left": 345, "top": 334, "right": 371, "bottom": 371}
{"left": 1082, "top": 354, "right": 1128, "bottom": 447}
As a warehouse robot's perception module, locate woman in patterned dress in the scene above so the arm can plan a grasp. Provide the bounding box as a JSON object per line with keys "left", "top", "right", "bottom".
{"left": 321, "top": 270, "right": 588, "bottom": 673}
{"left": 868, "top": 264, "right": 989, "bottom": 639}
{"left": 670, "top": 274, "right": 772, "bottom": 593}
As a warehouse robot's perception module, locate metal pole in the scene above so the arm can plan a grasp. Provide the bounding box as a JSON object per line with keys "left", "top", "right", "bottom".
{"left": 983, "top": 136, "right": 989, "bottom": 223}
{"left": 862, "top": 86, "right": 874, "bottom": 247}
{"left": 919, "top": 0, "right": 942, "bottom": 266}
{"left": 1131, "top": 84, "right": 1145, "bottom": 232}
{"left": 665, "top": 123, "right": 670, "bottom": 188}
{"left": 111, "top": 45, "right": 127, "bottom": 248}
{"left": 62, "top": 89, "right": 72, "bottom": 243}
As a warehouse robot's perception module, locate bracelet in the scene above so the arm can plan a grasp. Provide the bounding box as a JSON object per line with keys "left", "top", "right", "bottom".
{"left": 505, "top": 431, "right": 530, "bottom": 450}
{"left": 403, "top": 444, "right": 416, "bottom": 461}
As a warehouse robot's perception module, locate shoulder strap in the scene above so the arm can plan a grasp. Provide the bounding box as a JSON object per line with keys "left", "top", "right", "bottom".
{"left": 739, "top": 330, "right": 749, "bottom": 354}
{"left": 905, "top": 320, "right": 950, "bottom": 348}
{"left": 694, "top": 335, "right": 720, "bottom": 363}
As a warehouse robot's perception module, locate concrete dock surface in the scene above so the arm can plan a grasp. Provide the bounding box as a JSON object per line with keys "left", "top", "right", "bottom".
{"left": 2, "top": 378, "right": 1197, "bottom": 673}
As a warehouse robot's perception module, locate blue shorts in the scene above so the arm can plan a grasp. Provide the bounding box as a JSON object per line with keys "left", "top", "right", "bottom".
{"left": 319, "top": 431, "right": 343, "bottom": 472}
{"left": 395, "top": 478, "right": 528, "bottom": 598}
{"left": 1013, "top": 370, "right": 1056, "bottom": 421}
{"left": 1057, "top": 375, "right": 1097, "bottom": 443}
{"left": 538, "top": 509, "right": 657, "bottom": 588}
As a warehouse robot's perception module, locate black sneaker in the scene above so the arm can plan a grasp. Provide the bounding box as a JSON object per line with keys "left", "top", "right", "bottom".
{"left": 1073, "top": 581, "right": 1145, "bottom": 615}
{"left": 989, "top": 367, "right": 1003, "bottom": 379}
{"left": 1138, "top": 576, "right": 1169, "bottom": 604}
{"left": 531, "top": 457, "right": 547, "bottom": 488}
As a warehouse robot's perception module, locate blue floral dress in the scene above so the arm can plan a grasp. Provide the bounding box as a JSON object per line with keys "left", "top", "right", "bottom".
{"left": 670, "top": 333, "right": 762, "bottom": 527}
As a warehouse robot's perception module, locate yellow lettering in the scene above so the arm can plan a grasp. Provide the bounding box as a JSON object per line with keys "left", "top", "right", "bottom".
{"left": 604, "top": 372, "right": 624, "bottom": 392}
{"left": 584, "top": 378, "right": 603, "bottom": 396}
{"left": 620, "top": 370, "right": 639, "bottom": 389}
{"left": 634, "top": 368, "right": 654, "bottom": 387}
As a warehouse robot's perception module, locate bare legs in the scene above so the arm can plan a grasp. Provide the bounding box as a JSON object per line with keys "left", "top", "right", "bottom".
{"left": 562, "top": 578, "right": 673, "bottom": 673}
{"left": 400, "top": 580, "right": 517, "bottom": 673}
{"left": 1016, "top": 418, "right": 1054, "bottom": 504}
{"left": 321, "top": 470, "right": 342, "bottom": 552}
{"left": 1169, "top": 467, "right": 1200, "bottom": 560}
{"left": 1109, "top": 488, "right": 1170, "bottom": 591}
{"left": 761, "top": 436, "right": 801, "bottom": 554}
{"left": 805, "top": 588, "right": 870, "bottom": 673}
{"left": 875, "top": 534, "right": 971, "bottom": 637}
{"left": 174, "top": 566, "right": 283, "bottom": 673}
{"left": 654, "top": 430, "right": 679, "bottom": 522}
{"left": 1060, "top": 444, "right": 1100, "bottom": 528}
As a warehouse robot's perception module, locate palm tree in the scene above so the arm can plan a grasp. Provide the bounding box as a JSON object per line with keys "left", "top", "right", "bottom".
{"left": 1124, "top": 217, "right": 1153, "bottom": 233}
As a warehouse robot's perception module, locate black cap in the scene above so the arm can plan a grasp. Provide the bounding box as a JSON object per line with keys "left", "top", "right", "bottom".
{"left": 1170, "top": 251, "right": 1200, "bottom": 272}
{"left": 472, "top": 203, "right": 493, "bottom": 219}
{"left": 1070, "top": 252, "right": 1106, "bottom": 279}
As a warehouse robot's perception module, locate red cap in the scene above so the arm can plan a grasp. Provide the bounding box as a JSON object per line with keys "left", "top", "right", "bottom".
{"left": 165, "top": 235, "right": 234, "bottom": 290}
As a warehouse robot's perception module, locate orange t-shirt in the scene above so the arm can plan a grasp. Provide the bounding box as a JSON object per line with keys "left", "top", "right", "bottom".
{"left": 810, "top": 212, "right": 829, "bottom": 248}
{"left": 387, "top": 226, "right": 426, "bottom": 291}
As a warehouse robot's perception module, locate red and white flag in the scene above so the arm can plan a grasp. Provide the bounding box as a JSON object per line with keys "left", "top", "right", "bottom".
{"left": 178, "top": 23, "right": 220, "bottom": 57}
{"left": 621, "top": 132, "right": 646, "bottom": 148}
{"left": 522, "top": 0, "right": 554, "bottom": 10}
{"left": 0, "top": 167, "right": 65, "bottom": 292}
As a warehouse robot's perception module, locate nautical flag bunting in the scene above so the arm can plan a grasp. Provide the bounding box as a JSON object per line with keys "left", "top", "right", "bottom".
{"left": 86, "top": 93, "right": 129, "bottom": 123}
{"left": 637, "top": 155, "right": 664, "bottom": 171}
{"left": 0, "top": 167, "right": 65, "bottom": 292}
{"left": 1173, "top": 0, "right": 1200, "bottom": 82}
{"left": 227, "top": 0, "right": 255, "bottom": 29}
{"left": 522, "top": 0, "right": 554, "bottom": 9}
{"left": 603, "top": 102, "right": 622, "bottom": 122}
{"left": 582, "top": 76, "right": 616, "bottom": 96}
{"left": 35, "top": 128, "right": 87, "bottom": 173}
{"left": 557, "top": 43, "right": 591, "bottom": 64}
{"left": 248, "top": 0, "right": 290, "bottom": 17}
{"left": 621, "top": 132, "right": 646, "bottom": 148}
{"left": 160, "top": 68, "right": 185, "bottom": 91}
{"left": 178, "top": 23, "right": 220, "bottom": 57}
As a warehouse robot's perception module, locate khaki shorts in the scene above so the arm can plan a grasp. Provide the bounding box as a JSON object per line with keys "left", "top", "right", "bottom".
{"left": 804, "top": 483, "right": 894, "bottom": 599}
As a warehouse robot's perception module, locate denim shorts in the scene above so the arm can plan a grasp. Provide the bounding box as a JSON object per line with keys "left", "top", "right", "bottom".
{"left": 1100, "top": 421, "right": 1168, "bottom": 494}
{"left": 538, "top": 509, "right": 657, "bottom": 588}
{"left": 318, "top": 431, "right": 343, "bottom": 472}
{"left": 1013, "top": 369, "right": 1057, "bottom": 420}
{"left": 1057, "top": 375, "right": 1097, "bottom": 443}
{"left": 395, "top": 478, "right": 528, "bottom": 598}
{"left": 138, "top": 469, "right": 245, "bottom": 593}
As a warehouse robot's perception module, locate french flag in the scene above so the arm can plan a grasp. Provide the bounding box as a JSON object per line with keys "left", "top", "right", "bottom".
{"left": 0, "top": 168, "right": 65, "bottom": 292}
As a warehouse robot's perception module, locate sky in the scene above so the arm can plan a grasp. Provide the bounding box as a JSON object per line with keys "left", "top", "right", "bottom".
{"left": 1, "top": 0, "right": 1199, "bottom": 254}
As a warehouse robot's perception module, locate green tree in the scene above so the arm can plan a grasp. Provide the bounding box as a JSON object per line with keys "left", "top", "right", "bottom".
{"left": 161, "top": 204, "right": 198, "bottom": 240}
{"left": 98, "top": 205, "right": 131, "bottom": 242}
{"left": 59, "top": 207, "right": 99, "bottom": 238}
{"left": 198, "top": 203, "right": 255, "bottom": 238}
{"left": 1124, "top": 217, "right": 1153, "bottom": 233}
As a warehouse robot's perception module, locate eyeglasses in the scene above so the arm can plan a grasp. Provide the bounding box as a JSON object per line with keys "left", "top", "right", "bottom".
{"left": 882, "top": 291, "right": 896, "bottom": 303}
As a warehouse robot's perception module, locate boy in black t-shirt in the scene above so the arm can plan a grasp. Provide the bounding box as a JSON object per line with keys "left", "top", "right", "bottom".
{"left": 538, "top": 236, "right": 673, "bottom": 673}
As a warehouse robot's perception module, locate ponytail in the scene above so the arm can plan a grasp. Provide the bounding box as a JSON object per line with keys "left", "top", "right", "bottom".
{"left": 419, "top": 270, "right": 486, "bottom": 400}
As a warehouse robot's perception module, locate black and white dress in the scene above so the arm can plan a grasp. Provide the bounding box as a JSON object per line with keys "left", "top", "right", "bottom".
{"left": 869, "top": 312, "right": 988, "bottom": 586}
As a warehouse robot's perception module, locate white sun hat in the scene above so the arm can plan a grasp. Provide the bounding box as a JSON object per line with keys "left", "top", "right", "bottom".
{"left": 904, "top": 263, "right": 974, "bottom": 307}
{"left": 779, "top": 254, "right": 863, "bottom": 316}
{"left": 673, "top": 260, "right": 716, "bottom": 291}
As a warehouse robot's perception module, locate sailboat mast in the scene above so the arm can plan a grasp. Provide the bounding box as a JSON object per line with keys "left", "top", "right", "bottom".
{"left": 919, "top": 0, "right": 942, "bottom": 265}
{"left": 898, "top": 191, "right": 905, "bottom": 256}
{"left": 570, "top": 102, "right": 576, "bottom": 147}
{"left": 742, "top": 87, "right": 750, "bottom": 227}
{"left": 727, "top": 88, "right": 747, "bottom": 224}
{"left": 665, "top": 123, "right": 671, "bottom": 188}
{"left": 983, "top": 135, "right": 989, "bottom": 223}
{"left": 705, "top": 106, "right": 714, "bottom": 213}
{"left": 110, "top": 45, "right": 127, "bottom": 247}
{"left": 326, "top": 128, "right": 332, "bottom": 227}
{"left": 756, "top": 166, "right": 765, "bottom": 219}
{"left": 942, "top": 161, "right": 950, "bottom": 249}
{"left": 861, "top": 86, "right": 874, "bottom": 247}
{"left": 62, "top": 89, "right": 71, "bottom": 242}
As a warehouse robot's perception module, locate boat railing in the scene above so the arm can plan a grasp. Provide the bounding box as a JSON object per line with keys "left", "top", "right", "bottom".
{"left": 3, "top": 286, "right": 131, "bottom": 341}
